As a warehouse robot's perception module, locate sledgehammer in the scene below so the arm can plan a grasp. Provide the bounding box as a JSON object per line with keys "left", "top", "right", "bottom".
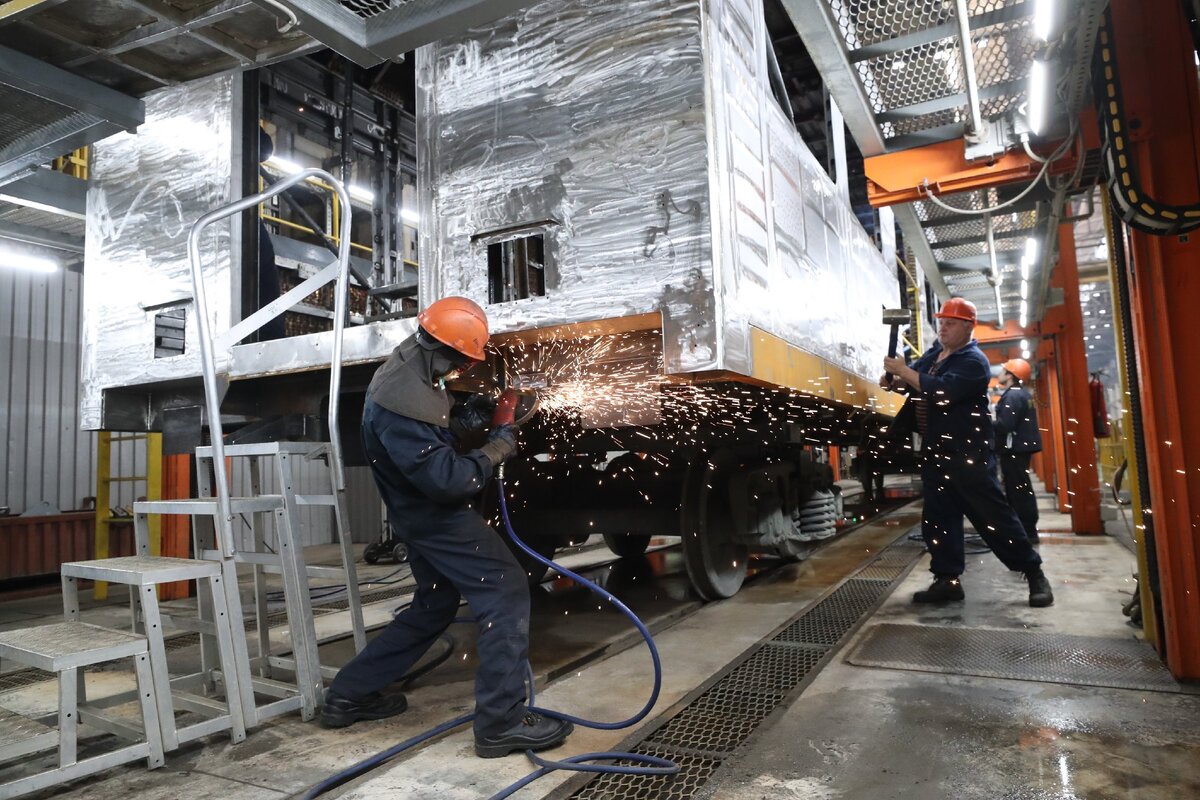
{"left": 882, "top": 307, "right": 909, "bottom": 379}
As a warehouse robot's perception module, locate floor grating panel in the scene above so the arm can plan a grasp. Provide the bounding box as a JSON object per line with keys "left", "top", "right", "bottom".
{"left": 847, "top": 623, "right": 1183, "bottom": 693}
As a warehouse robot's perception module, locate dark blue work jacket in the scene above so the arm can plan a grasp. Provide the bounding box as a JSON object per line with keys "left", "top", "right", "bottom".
{"left": 894, "top": 339, "right": 995, "bottom": 462}
{"left": 995, "top": 386, "right": 1043, "bottom": 453}
{"left": 362, "top": 398, "right": 495, "bottom": 522}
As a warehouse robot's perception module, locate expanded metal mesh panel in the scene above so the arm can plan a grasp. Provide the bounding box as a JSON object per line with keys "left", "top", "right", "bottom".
{"left": 826, "top": 0, "right": 955, "bottom": 50}
{"left": 972, "top": 20, "right": 1037, "bottom": 90}
{"left": 856, "top": 38, "right": 962, "bottom": 113}
{"left": 718, "top": 643, "right": 828, "bottom": 695}
{"left": 937, "top": 237, "right": 1022, "bottom": 261}
{"left": 337, "top": 0, "right": 396, "bottom": 18}
{"left": 914, "top": 189, "right": 997, "bottom": 221}
{"left": 847, "top": 623, "right": 1184, "bottom": 692}
{"left": 854, "top": 563, "right": 906, "bottom": 582}
{"left": 573, "top": 747, "right": 722, "bottom": 800}
{"left": 925, "top": 211, "right": 1037, "bottom": 244}
{"left": 774, "top": 578, "right": 889, "bottom": 645}
{"left": 0, "top": 668, "right": 53, "bottom": 693}
{"left": 887, "top": 106, "right": 964, "bottom": 137}
{"left": 645, "top": 703, "right": 767, "bottom": 754}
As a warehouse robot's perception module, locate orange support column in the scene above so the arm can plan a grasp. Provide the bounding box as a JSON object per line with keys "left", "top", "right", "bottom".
{"left": 1038, "top": 344, "right": 1070, "bottom": 511}
{"left": 159, "top": 454, "right": 192, "bottom": 600}
{"left": 1110, "top": 0, "right": 1200, "bottom": 678}
{"left": 1043, "top": 225, "right": 1104, "bottom": 534}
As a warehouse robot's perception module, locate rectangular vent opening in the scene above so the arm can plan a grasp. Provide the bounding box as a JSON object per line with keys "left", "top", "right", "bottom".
{"left": 488, "top": 233, "right": 545, "bottom": 304}
{"left": 154, "top": 309, "right": 186, "bottom": 358}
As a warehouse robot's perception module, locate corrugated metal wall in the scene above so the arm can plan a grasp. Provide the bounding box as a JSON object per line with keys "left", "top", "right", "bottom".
{"left": 1, "top": 266, "right": 95, "bottom": 515}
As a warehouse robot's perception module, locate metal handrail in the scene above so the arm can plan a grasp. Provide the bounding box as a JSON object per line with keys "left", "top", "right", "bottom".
{"left": 186, "top": 168, "right": 352, "bottom": 549}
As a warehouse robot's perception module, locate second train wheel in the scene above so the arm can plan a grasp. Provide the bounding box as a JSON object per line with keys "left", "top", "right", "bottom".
{"left": 680, "top": 450, "right": 747, "bottom": 600}
{"left": 602, "top": 533, "right": 652, "bottom": 558}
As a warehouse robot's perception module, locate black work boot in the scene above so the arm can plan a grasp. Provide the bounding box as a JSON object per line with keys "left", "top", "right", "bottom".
{"left": 1025, "top": 568, "right": 1054, "bottom": 607}
{"left": 912, "top": 575, "right": 965, "bottom": 604}
{"left": 319, "top": 691, "right": 408, "bottom": 729}
{"left": 475, "top": 711, "right": 574, "bottom": 758}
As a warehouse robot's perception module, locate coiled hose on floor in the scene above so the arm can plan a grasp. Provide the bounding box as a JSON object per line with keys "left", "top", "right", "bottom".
{"left": 299, "top": 472, "right": 678, "bottom": 799}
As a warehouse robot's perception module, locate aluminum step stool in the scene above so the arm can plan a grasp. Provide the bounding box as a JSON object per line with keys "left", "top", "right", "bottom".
{"left": 195, "top": 441, "right": 366, "bottom": 687}
{"left": 0, "top": 622, "right": 164, "bottom": 798}
{"left": 59, "top": 538, "right": 251, "bottom": 751}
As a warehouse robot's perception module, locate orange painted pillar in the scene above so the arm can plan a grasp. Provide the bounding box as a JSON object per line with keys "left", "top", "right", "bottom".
{"left": 160, "top": 454, "right": 192, "bottom": 600}
{"left": 1110, "top": 0, "right": 1200, "bottom": 678}
{"left": 1045, "top": 225, "right": 1104, "bottom": 534}
{"left": 828, "top": 446, "right": 841, "bottom": 481}
{"left": 1039, "top": 348, "right": 1069, "bottom": 511}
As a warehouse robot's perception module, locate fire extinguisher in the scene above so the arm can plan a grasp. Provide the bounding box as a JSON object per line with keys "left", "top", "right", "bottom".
{"left": 1089, "top": 373, "right": 1111, "bottom": 438}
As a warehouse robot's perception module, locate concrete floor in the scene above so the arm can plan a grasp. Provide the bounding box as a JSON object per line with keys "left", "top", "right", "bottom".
{"left": 2, "top": 491, "right": 1196, "bottom": 800}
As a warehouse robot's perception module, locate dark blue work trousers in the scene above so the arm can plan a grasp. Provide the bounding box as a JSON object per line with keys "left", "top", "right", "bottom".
{"left": 329, "top": 405, "right": 531, "bottom": 738}
{"left": 921, "top": 450, "right": 1043, "bottom": 578}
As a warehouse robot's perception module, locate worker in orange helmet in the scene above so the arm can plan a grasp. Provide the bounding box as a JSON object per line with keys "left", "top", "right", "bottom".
{"left": 995, "top": 358, "right": 1043, "bottom": 543}
{"left": 321, "top": 296, "right": 573, "bottom": 758}
{"left": 881, "top": 297, "right": 1052, "bottom": 608}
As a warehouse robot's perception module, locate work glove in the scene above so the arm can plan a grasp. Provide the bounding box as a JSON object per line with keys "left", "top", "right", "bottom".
{"left": 451, "top": 393, "right": 497, "bottom": 435}
{"left": 479, "top": 424, "right": 519, "bottom": 467}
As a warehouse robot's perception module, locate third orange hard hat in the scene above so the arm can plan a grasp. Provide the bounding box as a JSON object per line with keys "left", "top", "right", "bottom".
{"left": 1002, "top": 358, "right": 1032, "bottom": 383}
{"left": 935, "top": 297, "right": 978, "bottom": 323}
{"left": 417, "top": 296, "right": 489, "bottom": 361}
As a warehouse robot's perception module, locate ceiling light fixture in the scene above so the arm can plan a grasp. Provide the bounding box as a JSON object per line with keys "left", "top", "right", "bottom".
{"left": 1034, "top": 0, "right": 1057, "bottom": 41}
{"left": 1028, "top": 60, "right": 1051, "bottom": 135}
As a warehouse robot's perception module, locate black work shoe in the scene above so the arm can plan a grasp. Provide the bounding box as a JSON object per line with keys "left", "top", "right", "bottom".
{"left": 1025, "top": 569, "right": 1054, "bottom": 607}
{"left": 912, "top": 576, "right": 965, "bottom": 604}
{"left": 475, "top": 712, "right": 574, "bottom": 758}
{"left": 319, "top": 691, "right": 408, "bottom": 729}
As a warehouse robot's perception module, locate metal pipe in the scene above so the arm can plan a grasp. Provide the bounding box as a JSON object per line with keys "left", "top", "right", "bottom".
{"left": 765, "top": 39, "right": 794, "bottom": 121}
{"left": 187, "top": 168, "right": 352, "bottom": 544}
{"left": 954, "top": 0, "right": 985, "bottom": 136}
{"left": 985, "top": 213, "right": 1005, "bottom": 325}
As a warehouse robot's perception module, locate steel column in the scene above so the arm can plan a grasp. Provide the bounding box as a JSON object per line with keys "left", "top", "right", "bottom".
{"left": 1110, "top": 0, "right": 1200, "bottom": 678}
{"left": 1045, "top": 224, "right": 1104, "bottom": 534}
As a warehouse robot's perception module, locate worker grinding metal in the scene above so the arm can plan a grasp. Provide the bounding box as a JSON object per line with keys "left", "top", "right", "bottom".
{"left": 880, "top": 298, "right": 1053, "bottom": 607}
{"left": 994, "top": 358, "right": 1044, "bottom": 544}
{"left": 320, "top": 296, "right": 574, "bottom": 758}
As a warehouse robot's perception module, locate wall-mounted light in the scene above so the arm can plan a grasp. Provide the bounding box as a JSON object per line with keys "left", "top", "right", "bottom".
{"left": 1028, "top": 60, "right": 1052, "bottom": 135}
{"left": 1, "top": 249, "right": 57, "bottom": 274}
{"left": 1034, "top": 0, "right": 1057, "bottom": 41}
{"left": 1022, "top": 348, "right": 1032, "bottom": 359}
{"left": 1020, "top": 299, "right": 1029, "bottom": 328}
{"left": 1021, "top": 338, "right": 1029, "bottom": 350}
{"left": 348, "top": 185, "right": 374, "bottom": 203}
{"left": 265, "top": 155, "right": 303, "bottom": 174}
{"left": 400, "top": 207, "right": 419, "bottom": 225}
{"left": 1020, "top": 279, "right": 1029, "bottom": 300}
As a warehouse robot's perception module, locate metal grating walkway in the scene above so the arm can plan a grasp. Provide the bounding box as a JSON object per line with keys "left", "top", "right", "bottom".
{"left": 846, "top": 623, "right": 1184, "bottom": 693}
{"left": 568, "top": 538, "right": 923, "bottom": 799}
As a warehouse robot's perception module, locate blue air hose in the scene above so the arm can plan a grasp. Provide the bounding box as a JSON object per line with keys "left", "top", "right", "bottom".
{"left": 298, "top": 473, "right": 678, "bottom": 799}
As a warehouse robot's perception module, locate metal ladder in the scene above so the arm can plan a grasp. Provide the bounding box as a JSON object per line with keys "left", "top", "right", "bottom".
{"left": 0, "top": 169, "right": 360, "bottom": 794}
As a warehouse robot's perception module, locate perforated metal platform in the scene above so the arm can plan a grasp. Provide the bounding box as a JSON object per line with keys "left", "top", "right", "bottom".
{"left": 847, "top": 623, "right": 1184, "bottom": 693}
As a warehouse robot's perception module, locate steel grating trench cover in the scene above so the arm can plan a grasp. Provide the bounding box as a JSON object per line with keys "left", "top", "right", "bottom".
{"left": 847, "top": 623, "right": 1184, "bottom": 693}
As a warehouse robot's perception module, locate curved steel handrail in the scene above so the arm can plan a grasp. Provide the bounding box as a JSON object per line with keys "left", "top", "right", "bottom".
{"left": 186, "top": 168, "right": 352, "bottom": 549}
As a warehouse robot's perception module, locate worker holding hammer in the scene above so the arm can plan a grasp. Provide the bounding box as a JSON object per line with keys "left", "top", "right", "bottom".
{"left": 320, "top": 296, "right": 574, "bottom": 758}
{"left": 880, "top": 298, "right": 1053, "bottom": 608}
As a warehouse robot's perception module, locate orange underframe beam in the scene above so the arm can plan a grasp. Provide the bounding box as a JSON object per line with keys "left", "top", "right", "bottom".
{"left": 1112, "top": 0, "right": 1200, "bottom": 679}
{"left": 864, "top": 113, "right": 1097, "bottom": 208}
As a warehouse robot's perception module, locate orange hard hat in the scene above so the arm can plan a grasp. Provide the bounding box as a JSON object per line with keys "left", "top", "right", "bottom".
{"left": 1002, "top": 358, "right": 1032, "bottom": 383}
{"left": 935, "top": 297, "right": 977, "bottom": 323}
{"left": 417, "top": 296, "right": 489, "bottom": 361}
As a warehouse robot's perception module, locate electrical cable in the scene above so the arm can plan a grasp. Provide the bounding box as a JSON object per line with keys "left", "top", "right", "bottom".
{"left": 297, "top": 473, "right": 678, "bottom": 799}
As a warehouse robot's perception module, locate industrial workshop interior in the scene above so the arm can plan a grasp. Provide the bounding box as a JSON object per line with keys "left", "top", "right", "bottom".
{"left": 2, "top": 0, "right": 1199, "bottom": 797}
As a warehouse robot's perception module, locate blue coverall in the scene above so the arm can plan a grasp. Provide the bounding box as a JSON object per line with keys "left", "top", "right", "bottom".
{"left": 897, "top": 339, "right": 1043, "bottom": 578}
{"left": 995, "top": 384, "right": 1043, "bottom": 541}
{"left": 327, "top": 397, "right": 530, "bottom": 738}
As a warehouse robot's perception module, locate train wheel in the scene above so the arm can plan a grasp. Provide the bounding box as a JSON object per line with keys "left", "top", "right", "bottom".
{"left": 602, "top": 533, "right": 651, "bottom": 558}
{"left": 680, "top": 450, "right": 747, "bottom": 600}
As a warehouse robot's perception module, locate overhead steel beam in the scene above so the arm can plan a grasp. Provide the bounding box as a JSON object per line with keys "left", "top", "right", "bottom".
{"left": 63, "top": 0, "right": 256, "bottom": 68}
{"left": 0, "top": 219, "right": 82, "bottom": 253}
{"left": 0, "top": 118, "right": 115, "bottom": 187}
{"left": 780, "top": 0, "right": 886, "bottom": 157}
{"left": 0, "top": 169, "right": 86, "bottom": 218}
{"left": 876, "top": 80, "right": 1025, "bottom": 125}
{"left": 0, "top": 45, "right": 143, "bottom": 131}
{"left": 929, "top": 226, "right": 1038, "bottom": 249}
{"left": 896, "top": 204, "right": 950, "bottom": 299}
